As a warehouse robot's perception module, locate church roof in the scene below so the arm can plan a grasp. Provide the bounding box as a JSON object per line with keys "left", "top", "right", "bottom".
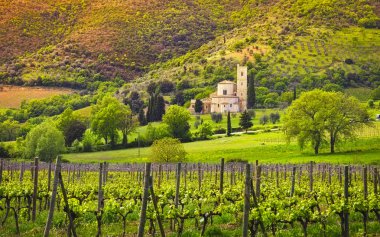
{"left": 218, "top": 80, "right": 235, "bottom": 84}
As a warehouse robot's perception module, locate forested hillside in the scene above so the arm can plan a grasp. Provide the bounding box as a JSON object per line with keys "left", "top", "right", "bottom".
{"left": 0, "top": 0, "right": 379, "bottom": 91}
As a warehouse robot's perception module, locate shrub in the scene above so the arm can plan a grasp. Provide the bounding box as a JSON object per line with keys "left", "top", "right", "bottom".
{"left": 372, "top": 87, "right": 380, "bottom": 100}
{"left": 269, "top": 112, "right": 280, "bottom": 124}
{"left": 226, "top": 158, "right": 248, "bottom": 163}
{"left": 260, "top": 115, "right": 269, "bottom": 125}
{"left": 213, "top": 126, "right": 226, "bottom": 134}
{"left": 24, "top": 123, "right": 65, "bottom": 161}
{"left": 0, "top": 143, "right": 10, "bottom": 158}
{"left": 211, "top": 113, "right": 223, "bottom": 123}
{"left": 82, "top": 129, "right": 98, "bottom": 152}
{"left": 150, "top": 138, "right": 186, "bottom": 163}
{"left": 358, "top": 17, "right": 380, "bottom": 29}
{"left": 159, "top": 80, "right": 175, "bottom": 93}
{"left": 144, "top": 123, "right": 172, "bottom": 145}
{"left": 194, "top": 120, "right": 201, "bottom": 129}
{"left": 345, "top": 59, "right": 354, "bottom": 65}
{"left": 368, "top": 99, "right": 375, "bottom": 108}
{"left": 204, "top": 226, "right": 227, "bottom": 237}
{"left": 71, "top": 139, "right": 83, "bottom": 152}
{"left": 247, "top": 109, "right": 256, "bottom": 119}
{"left": 195, "top": 122, "right": 214, "bottom": 140}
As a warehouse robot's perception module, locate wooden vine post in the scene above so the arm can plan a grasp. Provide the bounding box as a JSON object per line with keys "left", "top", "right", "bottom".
{"left": 242, "top": 163, "right": 251, "bottom": 237}
{"left": 174, "top": 163, "right": 181, "bottom": 230}
{"left": 256, "top": 165, "right": 261, "bottom": 199}
{"left": 19, "top": 162, "right": 24, "bottom": 182}
{"left": 32, "top": 157, "right": 39, "bottom": 222}
{"left": 363, "top": 166, "right": 368, "bottom": 236}
{"left": 44, "top": 156, "right": 62, "bottom": 237}
{"left": 96, "top": 163, "right": 104, "bottom": 237}
{"left": 58, "top": 172, "right": 77, "bottom": 237}
{"left": 220, "top": 158, "right": 224, "bottom": 194}
{"left": 148, "top": 176, "right": 165, "bottom": 237}
{"left": 0, "top": 158, "right": 3, "bottom": 184}
{"left": 343, "top": 166, "right": 349, "bottom": 237}
{"left": 290, "top": 166, "right": 296, "bottom": 197}
{"left": 175, "top": 163, "right": 181, "bottom": 208}
{"left": 138, "top": 163, "right": 151, "bottom": 237}
{"left": 374, "top": 167, "right": 378, "bottom": 195}
{"left": 328, "top": 165, "right": 332, "bottom": 185}
{"left": 158, "top": 164, "right": 162, "bottom": 189}
{"left": 198, "top": 162, "right": 202, "bottom": 191}
{"left": 275, "top": 164, "right": 279, "bottom": 188}
{"left": 309, "top": 161, "right": 313, "bottom": 192}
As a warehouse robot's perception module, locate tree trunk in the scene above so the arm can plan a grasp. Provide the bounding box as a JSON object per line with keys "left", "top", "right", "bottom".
{"left": 330, "top": 134, "right": 335, "bottom": 153}
{"left": 122, "top": 132, "right": 128, "bottom": 148}
{"left": 314, "top": 143, "right": 319, "bottom": 155}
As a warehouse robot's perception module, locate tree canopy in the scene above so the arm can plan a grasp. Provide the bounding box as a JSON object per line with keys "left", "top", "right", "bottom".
{"left": 162, "top": 105, "right": 191, "bottom": 141}
{"left": 91, "top": 95, "right": 133, "bottom": 147}
{"left": 56, "top": 108, "right": 87, "bottom": 146}
{"left": 24, "top": 122, "right": 65, "bottom": 161}
{"left": 239, "top": 110, "right": 253, "bottom": 133}
{"left": 150, "top": 137, "right": 186, "bottom": 163}
{"left": 283, "top": 89, "right": 370, "bottom": 154}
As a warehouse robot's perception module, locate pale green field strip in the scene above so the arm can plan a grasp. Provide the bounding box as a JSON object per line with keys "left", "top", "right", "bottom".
{"left": 63, "top": 132, "right": 380, "bottom": 165}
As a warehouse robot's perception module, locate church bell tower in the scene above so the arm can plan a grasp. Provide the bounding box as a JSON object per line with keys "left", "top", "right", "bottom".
{"left": 236, "top": 64, "right": 248, "bottom": 111}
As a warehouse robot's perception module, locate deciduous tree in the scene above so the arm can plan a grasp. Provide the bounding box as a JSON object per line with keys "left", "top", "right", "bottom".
{"left": 120, "top": 106, "right": 138, "bottom": 147}
{"left": 24, "top": 123, "right": 65, "bottom": 161}
{"left": 150, "top": 137, "right": 186, "bottom": 163}
{"left": 91, "top": 95, "right": 126, "bottom": 147}
{"left": 163, "top": 105, "right": 191, "bottom": 141}
{"left": 283, "top": 90, "right": 370, "bottom": 154}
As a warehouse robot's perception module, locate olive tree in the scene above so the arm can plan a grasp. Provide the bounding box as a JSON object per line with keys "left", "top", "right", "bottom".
{"left": 324, "top": 93, "right": 369, "bottom": 153}
{"left": 283, "top": 90, "right": 370, "bottom": 154}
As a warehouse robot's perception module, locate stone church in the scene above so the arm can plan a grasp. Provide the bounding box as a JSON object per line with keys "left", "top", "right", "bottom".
{"left": 189, "top": 64, "right": 247, "bottom": 114}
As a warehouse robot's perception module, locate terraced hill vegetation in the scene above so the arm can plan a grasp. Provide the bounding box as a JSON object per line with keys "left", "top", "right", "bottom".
{"left": 0, "top": 0, "right": 379, "bottom": 93}
{"left": 140, "top": 1, "right": 380, "bottom": 101}
{"left": 0, "top": 0, "right": 247, "bottom": 88}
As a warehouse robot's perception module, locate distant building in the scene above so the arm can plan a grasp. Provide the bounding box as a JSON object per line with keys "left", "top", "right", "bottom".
{"left": 189, "top": 64, "right": 247, "bottom": 114}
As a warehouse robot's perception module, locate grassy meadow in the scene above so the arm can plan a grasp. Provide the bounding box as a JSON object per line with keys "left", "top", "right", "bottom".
{"left": 63, "top": 122, "right": 380, "bottom": 165}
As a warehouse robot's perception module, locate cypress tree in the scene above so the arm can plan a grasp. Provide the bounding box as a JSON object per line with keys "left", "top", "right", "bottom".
{"left": 227, "top": 111, "right": 232, "bottom": 136}
{"left": 146, "top": 91, "right": 166, "bottom": 122}
{"left": 194, "top": 99, "right": 203, "bottom": 113}
{"left": 154, "top": 95, "right": 166, "bottom": 121}
{"left": 293, "top": 86, "right": 297, "bottom": 101}
{"left": 138, "top": 108, "right": 147, "bottom": 126}
{"left": 239, "top": 110, "right": 253, "bottom": 133}
{"left": 146, "top": 96, "right": 153, "bottom": 122}
{"left": 247, "top": 70, "right": 256, "bottom": 109}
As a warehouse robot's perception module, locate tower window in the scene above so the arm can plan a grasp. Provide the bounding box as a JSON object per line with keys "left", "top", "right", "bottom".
{"left": 224, "top": 105, "right": 226, "bottom": 107}
{"left": 241, "top": 82, "right": 243, "bottom": 86}
{"left": 218, "top": 104, "right": 220, "bottom": 107}
{"left": 230, "top": 104, "right": 232, "bottom": 107}
{"left": 241, "top": 72, "right": 244, "bottom": 77}
{"left": 223, "top": 90, "right": 227, "bottom": 95}
{"left": 241, "top": 93, "right": 243, "bottom": 96}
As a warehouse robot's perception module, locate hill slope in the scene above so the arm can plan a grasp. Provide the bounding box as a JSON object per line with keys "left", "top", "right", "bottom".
{"left": 0, "top": 0, "right": 379, "bottom": 90}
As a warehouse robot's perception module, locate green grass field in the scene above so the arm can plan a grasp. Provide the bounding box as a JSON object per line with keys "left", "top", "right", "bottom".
{"left": 64, "top": 127, "right": 380, "bottom": 165}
